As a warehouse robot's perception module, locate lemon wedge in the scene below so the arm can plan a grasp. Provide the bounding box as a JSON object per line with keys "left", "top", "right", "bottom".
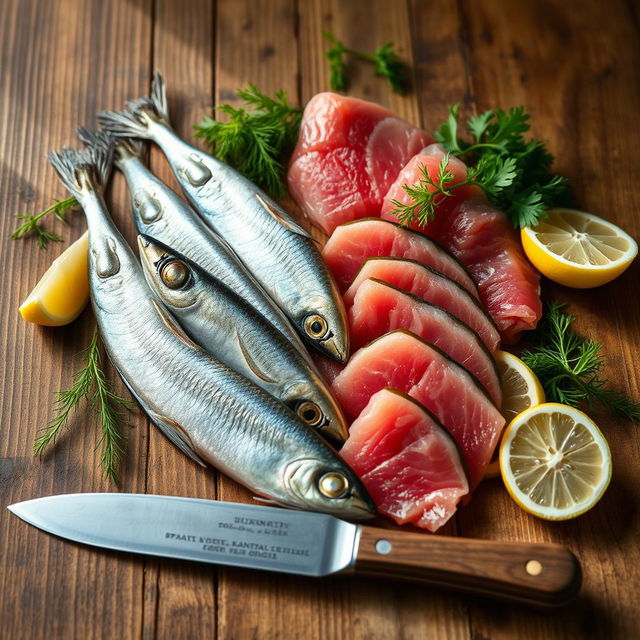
{"left": 499, "top": 403, "right": 611, "bottom": 520}
{"left": 483, "top": 352, "right": 545, "bottom": 480}
{"left": 521, "top": 208, "right": 637, "bottom": 288}
{"left": 19, "top": 231, "right": 90, "bottom": 326}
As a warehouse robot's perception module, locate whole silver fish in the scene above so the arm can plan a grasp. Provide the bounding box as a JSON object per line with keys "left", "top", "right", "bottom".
{"left": 98, "top": 73, "right": 349, "bottom": 363}
{"left": 47, "top": 137, "right": 374, "bottom": 519}
{"left": 76, "top": 129, "right": 309, "bottom": 358}
{"left": 137, "top": 234, "right": 348, "bottom": 444}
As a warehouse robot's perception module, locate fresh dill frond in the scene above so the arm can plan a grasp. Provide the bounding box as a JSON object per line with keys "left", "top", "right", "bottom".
{"left": 389, "top": 152, "right": 517, "bottom": 227}
{"left": 521, "top": 302, "right": 640, "bottom": 421}
{"left": 324, "top": 32, "right": 348, "bottom": 92}
{"left": 33, "top": 329, "right": 134, "bottom": 483}
{"left": 433, "top": 104, "right": 570, "bottom": 229}
{"left": 323, "top": 33, "right": 409, "bottom": 94}
{"left": 11, "top": 196, "right": 78, "bottom": 249}
{"left": 194, "top": 85, "right": 302, "bottom": 198}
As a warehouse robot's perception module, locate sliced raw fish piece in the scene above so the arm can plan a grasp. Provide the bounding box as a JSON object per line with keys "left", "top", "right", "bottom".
{"left": 381, "top": 144, "right": 541, "bottom": 343}
{"left": 344, "top": 258, "right": 499, "bottom": 352}
{"left": 331, "top": 331, "right": 505, "bottom": 488}
{"left": 322, "top": 218, "right": 477, "bottom": 297}
{"left": 349, "top": 279, "right": 502, "bottom": 405}
{"left": 340, "top": 388, "right": 469, "bottom": 532}
{"left": 288, "top": 93, "right": 433, "bottom": 234}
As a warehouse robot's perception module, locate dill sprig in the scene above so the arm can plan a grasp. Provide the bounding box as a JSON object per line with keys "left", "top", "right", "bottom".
{"left": 521, "top": 302, "right": 640, "bottom": 421}
{"left": 11, "top": 196, "right": 79, "bottom": 249}
{"left": 433, "top": 103, "right": 571, "bottom": 229}
{"left": 33, "top": 329, "right": 134, "bottom": 483}
{"left": 323, "top": 32, "right": 408, "bottom": 95}
{"left": 390, "top": 152, "right": 518, "bottom": 227}
{"left": 194, "top": 85, "right": 302, "bottom": 198}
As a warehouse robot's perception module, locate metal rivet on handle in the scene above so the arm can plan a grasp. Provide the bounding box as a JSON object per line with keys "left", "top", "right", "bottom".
{"left": 526, "top": 560, "right": 543, "bottom": 576}
{"left": 375, "top": 539, "right": 392, "bottom": 555}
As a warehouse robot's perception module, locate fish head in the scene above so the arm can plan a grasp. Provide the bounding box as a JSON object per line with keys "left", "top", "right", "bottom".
{"left": 282, "top": 457, "right": 376, "bottom": 520}
{"left": 297, "top": 295, "right": 350, "bottom": 363}
{"left": 283, "top": 381, "right": 349, "bottom": 445}
{"left": 137, "top": 235, "right": 202, "bottom": 309}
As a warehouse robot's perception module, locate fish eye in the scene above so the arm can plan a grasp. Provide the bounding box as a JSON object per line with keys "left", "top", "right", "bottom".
{"left": 318, "top": 472, "right": 349, "bottom": 499}
{"left": 159, "top": 259, "right": 192, "bottom": 290}
{"left": 296, "top": 401, "right": 324, "bottom": 428}
{"left": 304, "top": 314, "right": 328, "bottom": 339}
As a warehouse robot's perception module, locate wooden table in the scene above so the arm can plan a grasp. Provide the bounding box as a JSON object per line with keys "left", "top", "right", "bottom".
{"left": 1, "top": 0, "right": 639, "bottom": 637}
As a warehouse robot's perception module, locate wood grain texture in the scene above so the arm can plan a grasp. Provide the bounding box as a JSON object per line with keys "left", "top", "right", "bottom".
{"left": 0, "top": 0, "right": 152, "bottom": 638}
{"left": 1, "top": 0, "right": 639, "bottom": 637}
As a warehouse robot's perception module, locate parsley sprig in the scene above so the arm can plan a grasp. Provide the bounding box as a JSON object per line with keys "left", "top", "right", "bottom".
{"left": 392, "top": 104, "right": 571, "bottom": 230}
{"left": 324, "top": 33, "right": 408, "bottom": 94}
{"left": 521, "top": 302, "right": 640, "bottom": 421}
{"left": 435, "top": 104, "right": 570, "bottom": 228}
{"left": 34, "top": 329, "right": 134, "bottom": 484}
{"left": 194, "top": 85, "right": 302, "bottom": 198}
{"left": 11, "top": 196, "right": 79, "bottom": 249}
{"left": 390, "top": 152, "right": 518, "bottom": 226}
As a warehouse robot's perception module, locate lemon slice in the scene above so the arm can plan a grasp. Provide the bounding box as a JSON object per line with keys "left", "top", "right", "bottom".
{"left": 521, "top": 208, "right": 637, "bottom": 288}
{"left": 19, "top": 231, "right": 90, "bottom": 326}
{"left": 499, "top": 403, "right": 611, "bottom": 520}
{"left": 483, "top": 352, "right": 545, "bottom": 480}
{"left": 496, "top": 351, "right": 545, "bottom": 423}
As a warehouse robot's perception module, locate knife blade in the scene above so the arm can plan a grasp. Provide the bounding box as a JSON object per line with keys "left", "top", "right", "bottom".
{"left": 7, "top": 493, "right": 581, "bottom": 606}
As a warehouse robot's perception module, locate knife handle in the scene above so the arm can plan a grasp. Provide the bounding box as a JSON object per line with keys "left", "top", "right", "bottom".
{"left": 353, "top": 526, "right": 581, "bottom": 606}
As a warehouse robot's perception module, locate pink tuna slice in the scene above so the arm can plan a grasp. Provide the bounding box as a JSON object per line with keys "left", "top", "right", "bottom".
{"left": 322, "top": 218, "right": 478, "bottom": 297}
{"left": 287, "top": 93, "right": 433, "bottom": 234}
{"left": 340, "top": 388, "right": 469, "bottom": 532}
{"left": 331, "top": 330, "right": 505, "bottom": 488}
{"left": 343, "top": 257, "right": 499, "bottom": 352}
{"left": 381, "top": 144, "right": 542, "bottom": 343}
{"left": 349, "top": 278, "right": 502, "bottom": 405}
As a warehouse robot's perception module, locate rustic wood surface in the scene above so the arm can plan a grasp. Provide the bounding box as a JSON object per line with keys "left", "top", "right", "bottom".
{"left": 1, "top": 0, "right": 638, "bottom": 637}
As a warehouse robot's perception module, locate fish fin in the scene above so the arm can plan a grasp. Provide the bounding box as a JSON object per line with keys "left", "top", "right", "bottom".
{"left": 98, "top": 106, "right": 153, "bottom": 140}
{"left": 48, "top": 137, "right": 114, "bottom": 197}
{"left": 255, "top": 194, "right": 313, "bottom": 240}
{"left": 236, "top": 331, "right": 277, "bottom": 384}
{"left": 76, "top": 127, "right": 116, "bottom": 185}
{"left": 148, "top": 410, "right": 207, "bottom": 468}
{"left": 252, "top": 496, "right": 281, "bottom": 506}
{"left": 149, "top": 72, "right": 169, "bottom": 123}
{"left": 98, "top": 72, "right": 170, "bottom": 139}
{"left": 150, "top": 299, "right": 204, "bottom": 353}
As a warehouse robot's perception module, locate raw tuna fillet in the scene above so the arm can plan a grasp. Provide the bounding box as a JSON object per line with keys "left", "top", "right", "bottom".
{"left": 381, "top": 144, "right": 542, "bottom": 343}
{"left": 344, "top": 257, "right": 500, "bottom": 352}
{"left": 288, "top": 93, "right": 434, "bottom": 234}
{"left": 349, "top": 279, "right": 502, "bottom": 405}
{"left": 322, "top": 218, "right": 477, "bottom": 297}
{"left": 331, "top": 331, "right": 505, "bottom": 488}
{"left": 340, "top": 388, "right": 469, "bottom": 532}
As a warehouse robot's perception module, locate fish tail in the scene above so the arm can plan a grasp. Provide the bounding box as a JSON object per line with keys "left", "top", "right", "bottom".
{"left": 76, "top": 127, "right": 116, "bottom": 185}
{"left": 48, "top": 134, "right": 114, "bottom": 198}
{"left": 111, "top": 137, "right": 145, "bottom": 167}
{"left": 98, "top": 71, "right": 170, "bottom": 139}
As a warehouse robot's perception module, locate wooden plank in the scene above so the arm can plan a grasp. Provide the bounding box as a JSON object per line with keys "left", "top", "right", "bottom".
{"left": 0, "top": 0, "right": 152, "bottom": 638}
{"left": 452, "top": 1, "right": 640, "bottom": 637}
{"left": 143, "top": 1, "right": 218, "bottom": 638}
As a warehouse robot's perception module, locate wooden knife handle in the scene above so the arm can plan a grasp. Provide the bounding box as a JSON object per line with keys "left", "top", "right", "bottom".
{"left": 354, "top": 526, "right": 581, "bottom": 606}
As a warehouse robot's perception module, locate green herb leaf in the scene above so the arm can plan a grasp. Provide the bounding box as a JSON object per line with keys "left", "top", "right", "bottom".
{"left": 11, "top": 196, "right": 78, "bottom": 250}
{"left": 194, "top": 85, "right": 302, "bottom": 198}
{"left": 521, "top": 302, "right": 640, "bottom": 421}
{"left": 323, "top": 33, "right": 408, "bottom": 94}
{"left": 323, "top": 32, "right": 348, "bottom": 92}
{"left": 432, "top": 105, "right": 570, "bottom": 229}
{"left": 33, "top": 329, "right": 134, "bottom": 483}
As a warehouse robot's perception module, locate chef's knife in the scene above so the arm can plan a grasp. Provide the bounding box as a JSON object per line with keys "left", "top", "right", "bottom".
{"left": 7, "top": 493, "right": 580, "bottom": 606}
